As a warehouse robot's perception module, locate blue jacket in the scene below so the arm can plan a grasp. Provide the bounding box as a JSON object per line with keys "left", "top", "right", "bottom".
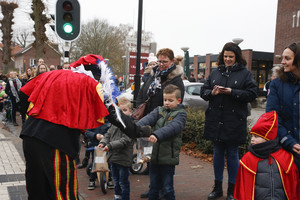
{"left": 266, "top": 74, "right": 300, "bottom": 151}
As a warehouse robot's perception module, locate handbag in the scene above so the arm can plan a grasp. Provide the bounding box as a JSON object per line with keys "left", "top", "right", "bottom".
{"left": 131, "top": 98, "right": 150, "bottom": 120}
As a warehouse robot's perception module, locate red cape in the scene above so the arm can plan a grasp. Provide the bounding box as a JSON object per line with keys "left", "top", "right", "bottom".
{"left": 234, "top": 148, "right": 300, "bottom": 200}
{"left": 21, "top": 70, "right": 109, "bottom": 129}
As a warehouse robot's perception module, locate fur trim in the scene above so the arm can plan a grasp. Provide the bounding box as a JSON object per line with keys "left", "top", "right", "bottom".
{"left": 150, "top": 65, "right": 184, "bottom": 80}
{"left": 167, "top": 65, "right": 184, "bottom": 81}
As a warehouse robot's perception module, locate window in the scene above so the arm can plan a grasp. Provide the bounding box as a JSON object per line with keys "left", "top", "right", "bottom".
{"left": 187, "top": 85, "right": 201, "bottom": 95}
{"left": 29, "top": 58, "right": 36, "bottom": 67}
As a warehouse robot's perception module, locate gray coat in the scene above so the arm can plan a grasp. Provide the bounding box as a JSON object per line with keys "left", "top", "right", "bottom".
{"left": 255, "top": 158, "right": 287, "bottom": 200}
{"left": 100, "top": 125, "right": 134, "bottom": 167}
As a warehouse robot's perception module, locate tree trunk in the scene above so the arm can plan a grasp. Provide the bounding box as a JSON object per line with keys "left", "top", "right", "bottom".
{"left": 30, "top": 0, "right": 49, "bottom": 61}
{"left": 0, "top": 2, "right": 18, "bottom": 73}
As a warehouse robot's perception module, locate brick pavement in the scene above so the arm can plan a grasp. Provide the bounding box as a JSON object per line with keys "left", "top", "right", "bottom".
{"left": 0, "top": 107, "right": 265, "bottom": 200}
{"left": 0, "top": 115, "right": 26, "bottom": 200}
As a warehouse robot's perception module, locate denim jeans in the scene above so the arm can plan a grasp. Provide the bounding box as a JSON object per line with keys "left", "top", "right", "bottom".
{"left": 213, "top": 141, "right": 239, "bottom": 184}
{"left": 110, "top": 163, "right": 130, "bottom": 200}
{"left": 149, "top": 162, "right": 175, "bottom": 200}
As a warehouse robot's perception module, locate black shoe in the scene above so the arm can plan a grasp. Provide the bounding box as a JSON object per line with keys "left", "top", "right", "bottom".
{"left": 77, "top": 157, "right": 89, "bottom": 169}
{"left": 208, "top": 180, "right": 223, "bottom": 199}
{"left": 13, "top": 122, "right": 18, "bottom": 126}
{"left": 140, "top": 191, "right": 149, "bottom": 198}
{"left": 107, "top": 180, "right": 114, "bottom": 189}
{"left": 88, "top": 181, "right": 95, "bottom": 190}
{"left": 226, "top": 183, "right": 235, "bottom": 200}
{"left": 226, "top": 194, "right": 235, "bottom": 200}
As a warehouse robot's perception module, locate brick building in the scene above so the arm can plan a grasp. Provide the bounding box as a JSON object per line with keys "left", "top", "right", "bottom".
{"left": 274, "top": 0, "right": 300, "bottom": 64}
{"left": 14, "top": 43, "right": 61, "bottom": 73}
{"left": 0, "top": 43, "right": 22, "bottom": 73}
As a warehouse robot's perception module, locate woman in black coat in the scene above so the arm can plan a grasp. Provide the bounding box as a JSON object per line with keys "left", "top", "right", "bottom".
{"left": 200, "top": 42, "right": 257, "bottom": 200}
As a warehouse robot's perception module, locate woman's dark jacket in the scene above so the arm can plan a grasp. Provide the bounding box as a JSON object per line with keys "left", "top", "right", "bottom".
{"left": 136, "top": 64, "right": 184, "bottom": 115}
{"left": 266, "top": 71, "right": 300, "bottom": 151}
{"left": 200, "top": 64, "right": 257, "bottom": 144}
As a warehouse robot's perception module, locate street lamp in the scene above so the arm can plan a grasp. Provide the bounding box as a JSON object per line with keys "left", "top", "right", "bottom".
{"left": 122, "top": 55, "right": 127, "bottom": 89}
{"left": 181, "top": 47, "right": 190, "bottom": 78}
{"left": 232, "top": 38, "right": 244, "bottom": 45}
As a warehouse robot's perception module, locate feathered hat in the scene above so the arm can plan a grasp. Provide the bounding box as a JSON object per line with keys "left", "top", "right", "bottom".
{"left": 250, "top": 111, "right": 278, "bottom": 141}
{"left": 70, "top": 54, "right": 125, "bottom": 127}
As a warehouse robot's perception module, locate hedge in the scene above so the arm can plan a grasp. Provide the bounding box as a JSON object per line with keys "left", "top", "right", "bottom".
{"left": 182, "top": 107, "right": 251, "bottom": 156}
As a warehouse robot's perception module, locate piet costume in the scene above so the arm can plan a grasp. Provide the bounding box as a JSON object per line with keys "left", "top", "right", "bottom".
{"left": 20, "top": 54, "right": 121, "bottom": 200}
{"left": 234, "top": 111, "right": 300, "bottom": 200}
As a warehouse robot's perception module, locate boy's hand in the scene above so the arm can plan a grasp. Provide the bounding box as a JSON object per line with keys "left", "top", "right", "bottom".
{"left": 292, "top": 143, "right": 300, "bottom": 154}
{"left": 98, "top": 143, "right": 104, "bottom": 148}
{"left": 96, "top": 134, "right": 103, "bottom": 141}
{"left": 148, "top": 135, "right": 157, "bottom": 143}
{"left": 103, "top": 146, "right": 109, "bottom": 152}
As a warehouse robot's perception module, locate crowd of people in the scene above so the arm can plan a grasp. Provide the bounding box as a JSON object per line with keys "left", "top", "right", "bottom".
{"left": 0, "top": 42, "right": 299, "bottom": 200}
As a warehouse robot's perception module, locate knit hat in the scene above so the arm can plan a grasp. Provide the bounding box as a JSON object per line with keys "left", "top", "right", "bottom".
{"left": 250, "top": 111, "right": 278, "bottom": 141}
{"left": 147, "top": 53, "right": 157, "bottom": 63}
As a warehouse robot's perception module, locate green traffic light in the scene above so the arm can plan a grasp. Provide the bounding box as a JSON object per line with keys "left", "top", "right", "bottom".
{"left": 63, "top": 23, "right": 73, "bottom": 33}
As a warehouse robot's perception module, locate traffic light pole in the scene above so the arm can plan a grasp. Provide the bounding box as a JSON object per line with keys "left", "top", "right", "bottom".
{"left": 133, "top": 0, "right": 143, "bottom": 107}
{"left": 63, "top": 41, "right": 71, "bottom": 63}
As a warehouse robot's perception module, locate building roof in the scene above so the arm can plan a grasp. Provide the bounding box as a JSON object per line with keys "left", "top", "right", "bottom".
{"left": 14, "top": 42, "right": 61, "bottom": 57}
{"left": 0, "top": 43, "right": 23, "bottom": 56}
{"left": 252, "top": 51, "right": 273, "bottom": 61}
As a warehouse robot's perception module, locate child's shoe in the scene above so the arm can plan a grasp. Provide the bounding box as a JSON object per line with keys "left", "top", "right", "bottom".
{"left": 113, "top": 195, "right": 122, "bottom": 200}
{"left": 107, "top": 179, "right": 114, "bottom": 189}
{"left": 88, "top": 181, "right": 95, "bottom": 190}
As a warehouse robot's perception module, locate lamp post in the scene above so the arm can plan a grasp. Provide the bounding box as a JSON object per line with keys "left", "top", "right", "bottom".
{"left": 134, "top": 0, "right": 143, "bottom": 107}
{"left": 181, "top": 47, "right": 190, "bottom": 78}
{"left": 232, "top": 38, "right": 244, "bottom": 45}
{"left": 122, "top": 55, "right": 127, "bottom": 89}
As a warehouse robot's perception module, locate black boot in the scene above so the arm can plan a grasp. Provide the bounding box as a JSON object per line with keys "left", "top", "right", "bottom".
{"left": 208, "top": 180, "right": 223, "bottom": 199}
{"left": 226, "top": 182, "right": 235, "bottom": 200}
{"left": 77, "top": 157, "right": 88, "bottom": 169}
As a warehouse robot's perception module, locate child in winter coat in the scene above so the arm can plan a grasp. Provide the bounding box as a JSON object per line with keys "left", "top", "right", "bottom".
{"left": 234, "top": 111, "right": 300, "bottom": 200}
{"left": 106, "top": 84, "right": 187, "bottom": 199}
{"left": 99, "top": 97, "right": 134, "bottom": 200}
{"left": 135, "top": 84, "right": 187, "bottom": 200}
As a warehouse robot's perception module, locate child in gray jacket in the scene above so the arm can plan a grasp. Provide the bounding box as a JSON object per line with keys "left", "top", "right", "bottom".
{"left": 99, "top": 97, "right": 134, "bottom": 200}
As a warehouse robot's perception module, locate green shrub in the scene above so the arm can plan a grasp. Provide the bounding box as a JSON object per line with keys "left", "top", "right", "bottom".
{"left": 182, "top": 107, "right": 213, "bottom": 154}
{"left": 182, "top": 107, "right": 251, "bottom": 156}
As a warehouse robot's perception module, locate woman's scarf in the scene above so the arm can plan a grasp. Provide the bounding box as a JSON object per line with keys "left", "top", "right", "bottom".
{"left": 8, "top": 78, "right": 22, "bottom": 103}
{"left": 147, "top": 64, "right": 176, "bottom": 97}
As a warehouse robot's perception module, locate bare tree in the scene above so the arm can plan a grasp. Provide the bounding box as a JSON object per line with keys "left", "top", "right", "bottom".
{"left": 71, "top": 19, "right": 133, "bottom": 74}
{"left": 14, "top": 29, "right": 34, "bottom": 48}
{"left": 0, "top": 1, "right": 18, "bottom": 73}
{"left": 30, "top": 0, "right": 49, "bottom": 60}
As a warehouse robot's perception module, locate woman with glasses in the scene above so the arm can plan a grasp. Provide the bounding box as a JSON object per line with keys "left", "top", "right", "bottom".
{"left": 200, "top": 42, "right": 257, "bottom": 200}
{"left": 136, "top": 48, "right": 184, "bottom": 116}
{"left": 266, "top": 42, "right": 300, "bottom": 177}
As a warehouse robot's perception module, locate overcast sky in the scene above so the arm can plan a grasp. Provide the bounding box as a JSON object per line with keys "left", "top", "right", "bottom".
{"left": 11, "top": 0, "right": 278, "bottom": 57}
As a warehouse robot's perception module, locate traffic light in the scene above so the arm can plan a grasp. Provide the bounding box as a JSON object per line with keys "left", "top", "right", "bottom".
{"left": 55, "top": 0, "right": 80, "bottom": 41}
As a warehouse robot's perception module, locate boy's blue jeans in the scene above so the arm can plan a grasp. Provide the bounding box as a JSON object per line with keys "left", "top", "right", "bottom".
{"left": 213, "top": 141, "right": 239, "bottom": 184}
{"left": 110, "top": 163, "right": 130, "bottom": 200}
{"left": 149, "top": 162, "right": 175, "bottom": 200}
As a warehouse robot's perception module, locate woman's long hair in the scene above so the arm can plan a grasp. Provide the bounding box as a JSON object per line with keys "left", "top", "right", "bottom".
{"left": 217, "top": 42, "right": 247, "bottom": 66}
